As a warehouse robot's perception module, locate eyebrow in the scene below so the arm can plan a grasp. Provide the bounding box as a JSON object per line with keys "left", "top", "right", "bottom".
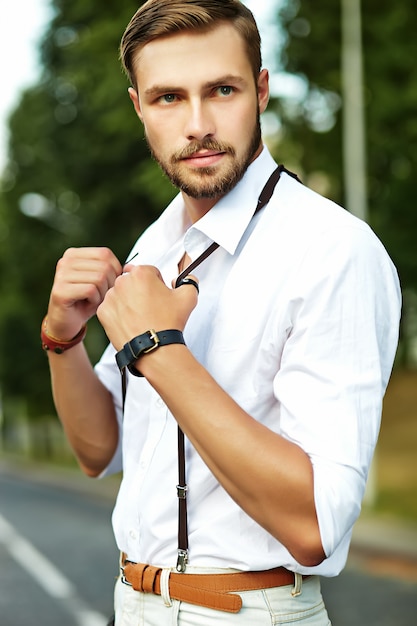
{"left": 143, "top": 74, "right": 247, "bottom": 98}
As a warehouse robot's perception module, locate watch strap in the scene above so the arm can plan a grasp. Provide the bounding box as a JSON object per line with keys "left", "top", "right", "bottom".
{"left": 115, "top": 329, "right": 185, "bottom": 377}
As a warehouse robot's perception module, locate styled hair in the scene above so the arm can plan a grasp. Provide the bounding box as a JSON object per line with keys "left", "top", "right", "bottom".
{"left": 120, "top": 0, "right": 262, "bottom": 87}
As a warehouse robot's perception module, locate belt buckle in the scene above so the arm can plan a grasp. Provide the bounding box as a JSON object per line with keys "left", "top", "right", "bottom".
{"left": 120, "top": 563, "right": 132, "bottom": 587}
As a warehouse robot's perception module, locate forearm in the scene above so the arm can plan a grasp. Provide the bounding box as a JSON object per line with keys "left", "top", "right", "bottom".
{"left": 47, "top": 343, "right": 119, "bottom": 477}
{"left": 139, "top": 344, "right": 325, "bottom": 567}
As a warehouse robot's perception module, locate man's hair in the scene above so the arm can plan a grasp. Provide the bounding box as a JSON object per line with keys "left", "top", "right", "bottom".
{"left": 120, "top": 0, "right": 262, "bottom": 88}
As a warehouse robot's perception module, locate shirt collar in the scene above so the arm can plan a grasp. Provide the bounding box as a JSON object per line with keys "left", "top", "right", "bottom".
{"left": 185, "top": 146, "right": 278, "bottom": 257}
{"left": 159, "top": 146, "right": 278, "bottom": 260}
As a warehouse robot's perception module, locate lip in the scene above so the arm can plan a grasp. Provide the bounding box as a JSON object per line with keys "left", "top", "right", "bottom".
{"left": 182, "top": 150, "right": 225, "bottom": 168}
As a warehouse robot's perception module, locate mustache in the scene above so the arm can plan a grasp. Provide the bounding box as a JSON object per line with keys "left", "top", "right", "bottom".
{"left": 172, "top": 138, "right": 236, "bottom": 162}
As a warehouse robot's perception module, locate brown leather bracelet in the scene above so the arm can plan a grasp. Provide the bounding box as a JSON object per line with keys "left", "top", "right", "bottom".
{"left": 41, "top": 315, "right": 87, "bottom": 354}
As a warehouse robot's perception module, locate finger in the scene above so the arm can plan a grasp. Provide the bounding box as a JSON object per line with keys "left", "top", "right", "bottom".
{"left": 63, "top": 246, "right": 122, "bottom": 273}
{"left": 175, "top": 276, "right": 199, "bottom": 294}
{"left": 126, "top": 264, "right": 166, "bottom": 288}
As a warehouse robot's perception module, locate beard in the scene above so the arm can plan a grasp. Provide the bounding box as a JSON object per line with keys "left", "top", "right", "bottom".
{"left": 145, "top": 111, "right": 262, "bottom": 200}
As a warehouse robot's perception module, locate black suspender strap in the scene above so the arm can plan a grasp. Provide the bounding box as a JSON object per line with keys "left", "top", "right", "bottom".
{"left": 176, "top": 428, "right": 189, "bottom": 572}
{"left": 173, "top": 165, "right": 300, "bottom": 572}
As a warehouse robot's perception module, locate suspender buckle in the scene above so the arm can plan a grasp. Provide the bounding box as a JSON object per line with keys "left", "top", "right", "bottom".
{"left": 176, "top": 484, "right": 188, "bottom": 499}
{"left": 176, "top": 549, "right": 188, "bottom": 573}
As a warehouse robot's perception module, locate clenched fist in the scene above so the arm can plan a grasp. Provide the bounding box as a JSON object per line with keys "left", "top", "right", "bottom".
{"left": 46, "top": 247, "right": 123, "bottom": 340}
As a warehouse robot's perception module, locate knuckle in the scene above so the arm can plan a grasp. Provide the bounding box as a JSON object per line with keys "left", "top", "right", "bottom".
{"left": 62, "top": 246, "right": 77, "bottom": 259}
{"left": 100, "top": 246, "right": 114, "bottom": 260}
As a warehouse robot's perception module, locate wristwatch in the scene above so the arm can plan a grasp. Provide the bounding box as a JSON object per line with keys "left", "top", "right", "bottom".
{"left": 115, "top": 329, "right": 185, "bottom": 377}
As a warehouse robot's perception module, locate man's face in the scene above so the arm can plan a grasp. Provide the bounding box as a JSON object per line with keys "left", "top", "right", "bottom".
{"left": 129, "top": 23, "right": 269, "bottom": 200}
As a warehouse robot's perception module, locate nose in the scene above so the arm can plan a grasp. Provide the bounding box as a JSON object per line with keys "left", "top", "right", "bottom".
{"left": 184, "top": 99, "right": 215, "bottom": 141}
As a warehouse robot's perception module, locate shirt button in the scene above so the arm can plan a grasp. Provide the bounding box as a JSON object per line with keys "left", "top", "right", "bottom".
{"left": 156, "top": 397, "right": 165, "bottom": 408}
{"left": 129, "top": 529, "right": 137, "bottom": 540}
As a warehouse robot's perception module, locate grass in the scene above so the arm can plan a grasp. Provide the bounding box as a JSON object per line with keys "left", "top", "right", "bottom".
{"left": 372, "top": 369, "right": 417, "bottom": 522}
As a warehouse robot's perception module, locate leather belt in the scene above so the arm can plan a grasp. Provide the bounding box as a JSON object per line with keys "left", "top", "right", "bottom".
{"left": 120, "top": 555, "right": 308, "bottom": 613}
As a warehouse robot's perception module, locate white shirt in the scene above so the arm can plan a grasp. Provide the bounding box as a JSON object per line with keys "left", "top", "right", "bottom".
{"left": 95, "top": 146, "right": 401, "bottom": 576}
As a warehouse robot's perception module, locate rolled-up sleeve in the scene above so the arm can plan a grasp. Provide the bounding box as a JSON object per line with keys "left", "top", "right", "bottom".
{"left": 94, "top": 342, "right": 124, "bottom": 476}
{"left": 273, "top": 222, "right": 401, "bottom": 563}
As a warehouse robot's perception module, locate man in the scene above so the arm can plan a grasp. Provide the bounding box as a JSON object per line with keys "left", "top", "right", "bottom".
{"left": 42, "top": 1, "right": 401, "bottom": 624}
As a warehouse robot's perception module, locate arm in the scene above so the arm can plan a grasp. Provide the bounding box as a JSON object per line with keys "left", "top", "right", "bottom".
{"left": 140, "top": 346, "right": 324, "bottom": 567}
{"left": 97, "top": 264, "right": 325, "bottom": 566}
{"left": 45, "top": 247, "right": 123, "bottom": 476}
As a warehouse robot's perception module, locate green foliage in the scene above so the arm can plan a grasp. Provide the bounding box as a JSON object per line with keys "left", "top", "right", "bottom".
{"left": 277, "top": 0, "right": 417, "bottom": 291}
{"left": 1, "top": 0, "right": 416, "bottom": 416}
{"left": 0, "top": 0, "right": 175, "bottom": 415}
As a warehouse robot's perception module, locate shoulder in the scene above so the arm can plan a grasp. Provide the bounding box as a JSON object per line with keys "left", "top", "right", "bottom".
{"left": 276, "top": 174, "right": 363, "bottom": 228}
{"left": 255, "top": 173, "right": 400, "bottom": 300}
{"left": 270, "top": 173, "right": 387, "bottom": 255}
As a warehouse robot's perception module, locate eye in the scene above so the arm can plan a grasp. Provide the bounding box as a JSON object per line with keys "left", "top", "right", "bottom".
{"left": 217, "top": 86, "right": 234, "bottom": 97}
{"left": 159, "top": 94, "right": 177, "bottom": 104}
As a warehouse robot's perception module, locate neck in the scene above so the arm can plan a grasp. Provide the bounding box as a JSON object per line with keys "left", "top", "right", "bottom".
{"left": 181, "top": 194, "right": 220, "bottom": 224}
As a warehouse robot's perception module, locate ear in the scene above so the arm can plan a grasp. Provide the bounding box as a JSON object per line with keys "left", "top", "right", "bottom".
{"left": 257, "top": 69, "right": 270, "bottom": 115}
{"left": 128, "top": 87, "right": 143, "bottom": 122}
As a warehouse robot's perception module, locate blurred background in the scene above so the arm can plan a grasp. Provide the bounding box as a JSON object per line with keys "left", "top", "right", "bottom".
{"left": 0, "top": 1, "right": 416, "bottom": 625}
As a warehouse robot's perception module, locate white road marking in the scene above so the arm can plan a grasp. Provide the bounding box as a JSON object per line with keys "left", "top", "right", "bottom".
{"left": 0, "top": 513, "right": 108, "bottom": 626}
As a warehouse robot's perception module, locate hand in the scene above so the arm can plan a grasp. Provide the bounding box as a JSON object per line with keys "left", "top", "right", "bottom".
{"left": 97, "top": 265, "right": 199, "bottom": 350}
{"left": 47, "top": 247, "right": 123, "bottom": 339}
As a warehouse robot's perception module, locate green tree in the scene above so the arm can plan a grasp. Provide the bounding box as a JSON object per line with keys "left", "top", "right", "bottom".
{"left": 276, "top": 0, "right": 417, "bottom": 294}
{"left": 0, "top": 0, "right": 175, "bottom": 417}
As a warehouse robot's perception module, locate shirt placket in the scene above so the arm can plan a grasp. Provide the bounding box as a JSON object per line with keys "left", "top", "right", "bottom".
{"left": 125, "top": 390, "right": 169, "bottom": 556}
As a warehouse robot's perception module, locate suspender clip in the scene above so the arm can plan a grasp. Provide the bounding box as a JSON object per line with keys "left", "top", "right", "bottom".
{"left": 176, "top": 549, "right": 188, "bottom": 573}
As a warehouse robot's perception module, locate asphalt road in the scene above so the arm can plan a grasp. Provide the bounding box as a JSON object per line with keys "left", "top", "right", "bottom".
{"left": 0, "top": 463, "right": 416, "bottom": 625}
{"left": 0, "top": 465, "right": 119, "bottom": 626}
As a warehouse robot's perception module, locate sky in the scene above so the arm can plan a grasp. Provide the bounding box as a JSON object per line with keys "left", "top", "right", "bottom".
{"left": 0, "top": 0, "right": 282, "bottom": 173}
{"left": 0, "top": 0, "right": 52, "bottom": 171}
